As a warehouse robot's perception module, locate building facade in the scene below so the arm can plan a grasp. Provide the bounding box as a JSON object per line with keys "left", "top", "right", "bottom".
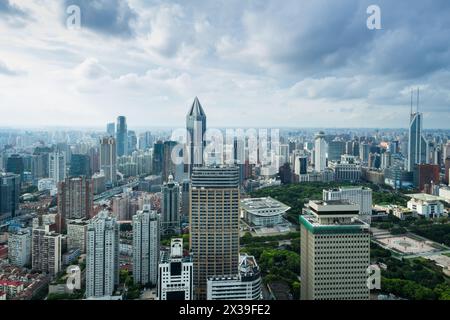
{"left": 158, "top": 238, "right": 193, "bottom": 300}
{"left": 132, "top": 205, "right": 160, "bottom": 286}
{"left": 190, "top": 166, "right": 240, "bottom": 299}
{"left": 86, "top": 211, "right": 119, "bottom": 298}
{"left": 161, "top": 175, "right": 180, "bottom": 235}
{"left": 207, "top": 255, "right": 262, "bottom": 300}
{"left": 300, "top": 200, "right": 370, "bottom": 300}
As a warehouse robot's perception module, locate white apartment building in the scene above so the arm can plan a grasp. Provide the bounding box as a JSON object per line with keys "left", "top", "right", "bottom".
{"left": 86, "top": 211, "right": 119, "bottom": 298}
{"left": 300, "top": 200, "right": 370, "bottom": 300}
{"left": 314, "top": 132, "right": 328, "bottom": 172}
{"left": 133, "top": 204, "right": 160, "bottom": 286}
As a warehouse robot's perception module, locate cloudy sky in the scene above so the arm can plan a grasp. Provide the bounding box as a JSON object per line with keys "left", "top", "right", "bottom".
{"left": 0, "top": 0, "right": 449, "bottom": 129}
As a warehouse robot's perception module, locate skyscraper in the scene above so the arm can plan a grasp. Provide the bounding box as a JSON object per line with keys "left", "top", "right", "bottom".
{"left": 48, "top": 152, "right": 66, "bottom": 183}
{"left": 100, "top": 137, "right": 117, "bottom": 186}
{"left": 86, "top": 210, "right": 119, "bottom": 298}
{"left": 0, "top": 173, "right": 20, "bottom": 222}
{"left": 107, "top": 122, "right": 115, "bottom": 137}
{"left": 69, "top": 154, "right": 91, "bottom": 177}
{"left": 161, "top": 175, "right": 180, "bottom": 235}
{"left": 132, "top": 205, "right": 160, "bottom": 286}
{"left": 152, "top": 141, "right": 164, "bottom": 176}
{"left": 128, "top": 130, "right": 137, "bottom": 154}
{"left": 408, "top": 90, "right": 428, "bottom": 172}
{"left": 314, "top": 132, "right": 327, "bottom": 172}
{"left": 300, "top": 200, "right": 370, "bottom": 300}
{"left": 186, "top": 97, "right": 207, "bottom": 177}
{"left": 6, "top": 154, "right": 24, "bottom": 180}
{"left": 57, "top": 176, "right": 93, "bottom": 225}
{"left": 116, "top": 116, "right": 128, "bottom": 157}
{"left": 190, "top": 166, "right": 240, "bottom": 299}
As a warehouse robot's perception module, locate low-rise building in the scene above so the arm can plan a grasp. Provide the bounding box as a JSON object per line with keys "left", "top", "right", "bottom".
{"left": 158, "top": 238, "right": 193, "bottom": 300}
{"left": 407, "top": 194, "right": 444, "bottom": 219}
{"left": 207, "top": 255, "right": 262, "bottom": 300}
{"left": 241, "top": 197, "right": 290, "bottom": 227}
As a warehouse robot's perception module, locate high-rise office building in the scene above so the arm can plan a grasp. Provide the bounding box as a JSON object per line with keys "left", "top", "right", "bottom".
{"left": 32, "top": 227, "right": 62, "bottom": 277}
{"left": 133, "top": 205, "right": 160, "bottom": 286}
{"left": 328, "top": 139, "right": 345, "bottom": 161}
{"left": 186, "top": 97, "right": 207, "bottom": 176}
{"left": 31, "top": 152, "right": 50, "bottom": 182}
{"left": 48, "top": 152, "right": 66, "bottom": 183}
{"left": 314, "top": 132, "right": 328, "bottom": 172}
{"left": 152, "top": 141, "right": 164, "bottom": 176}
{"left": 294, "top": 154, "right": 308, "bottom": 176}
{"left": 107, "top": 122, "right": 115, "bottom": 137}
{"left": 180, "top": 179, "right": 190, "bottom": 223}
{"left": 0, "top": 173, "right": 20, "bottom": 222}
{"left": 116, "top": 116, "right": 128, "bottom": 157}
{"left": 86, "top": 211, "right": 119, "bottom": 298}
{"left": 128, "top": 130, "right": 137, "bottom": 154}
{"left": 100, "top": 137, "right": 117, "bottom": 186}
{"left": 190, "top": 166, "right": 240, "bottom": 299}
{"left": 6, "top": 154, "right": 24, "bottom": 180}
{"left": 58, "top": 176, "right": 93, "bottom": 225}
{"left": 69, "top": 154, "right": 91, "bottom": 177}
{"left": 359, "top": 142, "right": 371, "bottom": 164}
{"left": 8, "top": 228, "right": 31, "bottom": 267}
{"left": 407, "top": 92, "right": 428, "bottom": 172}
{"left": 300, "top": 200, "right": 370, "bottom": 300}
{"left": 158, "top": 238, "right": 193, "bottom": 300}
{"left": 139, "top": 131, "right": 153, "bottom": 150}
{"left": 161, "top": 175, "right": 180, "bottom": 235}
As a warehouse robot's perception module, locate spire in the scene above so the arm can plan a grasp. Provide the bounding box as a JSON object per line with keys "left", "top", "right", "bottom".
{"left": 187, "top": 97, "right": 206, "bottom": 117}
{"left": 417, "top": 88, "right": 420, "bottom": 113}
{"left": 410, "top": 88, "right": 413, "bottom": 116}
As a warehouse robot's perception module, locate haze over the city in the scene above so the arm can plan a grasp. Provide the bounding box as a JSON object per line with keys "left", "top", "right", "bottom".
{"left": 1, "top": 0, "right": 450, "bottom": 128}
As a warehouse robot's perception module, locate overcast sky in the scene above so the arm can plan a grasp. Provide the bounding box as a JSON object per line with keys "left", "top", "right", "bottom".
{"left": 0, "top": 0, "right": 449, "bottom": 129}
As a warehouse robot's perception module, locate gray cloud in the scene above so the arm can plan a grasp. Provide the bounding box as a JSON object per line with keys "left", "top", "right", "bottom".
{"left": 62, "top": 0, "right": 137, "bottom": 37}
{"left": 0, "top": 0, "right": 26, "bottom": 16}
{"left": 0, "top": 61, "right": 21, "bottom": 76}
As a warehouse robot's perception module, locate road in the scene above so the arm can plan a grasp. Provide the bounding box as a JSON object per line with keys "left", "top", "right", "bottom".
{"left": 94, "top": 178, "right": 140, "bottom": 203}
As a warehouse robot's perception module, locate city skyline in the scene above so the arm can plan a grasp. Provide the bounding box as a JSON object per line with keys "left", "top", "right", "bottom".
{"left": 1, "top": 1, "right": 450, "bottom": 128}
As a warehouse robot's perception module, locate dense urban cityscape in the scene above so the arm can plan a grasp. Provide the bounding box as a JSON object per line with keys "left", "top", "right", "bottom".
{"left": 0, "top": 94, "right": 450, "bottom": 301}
{"left": 1, "top": 1, "right": 450, "bottom": 310}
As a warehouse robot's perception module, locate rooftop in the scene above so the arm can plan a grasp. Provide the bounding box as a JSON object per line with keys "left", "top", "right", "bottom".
{"left": 241, "top": 197, "right": 291, "bottom": 214}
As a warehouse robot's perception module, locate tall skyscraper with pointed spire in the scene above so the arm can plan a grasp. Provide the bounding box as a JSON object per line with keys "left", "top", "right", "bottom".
{"left": 186, "top": 97, "right": 207, "bottom": 177}
{"left": 407, "top": 89, "right": 428, "bottom": 172}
